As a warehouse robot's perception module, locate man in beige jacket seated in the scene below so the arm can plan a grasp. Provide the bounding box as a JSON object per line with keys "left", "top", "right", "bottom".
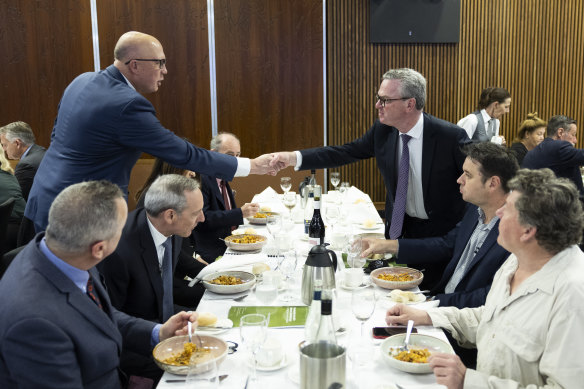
{"left": 385, "top": 168, "right": 584, "bottom": 389}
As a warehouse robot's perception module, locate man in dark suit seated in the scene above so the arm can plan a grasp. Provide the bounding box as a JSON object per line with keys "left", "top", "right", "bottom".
{"left": 270, "top": 68, "right": 470, "bottom": 289}
{"left": 522, "top": 115, "right": 583, "bottom": 197}
{"left": 362, "top": 142, "right": 517, "bottom": 309}
{"left": 0, "top": 121, "right": 46, "bottom": 200}
{"left": 0, "top": 180, "right": 197, "bottom": 389}
{"left": 193, "top": 133, "right": 260, "bottom": 262}
{"left": 98, "top": 174, "right": 206, "bottom": 382}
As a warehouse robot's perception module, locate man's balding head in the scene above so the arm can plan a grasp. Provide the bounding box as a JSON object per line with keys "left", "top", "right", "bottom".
{"left": 114, "top": 31, "right": 162, "bottom": 62}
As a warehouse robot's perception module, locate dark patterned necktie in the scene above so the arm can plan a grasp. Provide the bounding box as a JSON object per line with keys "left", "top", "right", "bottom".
{"left": 86, "top": 275, "right": 103, "bottom": 310}
{"left": 220, "top": 180, "right": 237, "bottom": 231}
{"left": 161, "top": 238, "right": 174, "bottom": 321}
{"left": 389, "top": 134, "right": 412, "bottom": 239}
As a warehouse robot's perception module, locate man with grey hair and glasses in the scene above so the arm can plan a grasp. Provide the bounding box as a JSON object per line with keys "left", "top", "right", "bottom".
{"left": 0, "top": 180, "right": 197, "bottom": 388}
{"left": 270, "top": 68, "right": 470, "bottom": 289}
{"left": 0, "top": 121, "right": 45, "bottom": 200}
{"left": 384, "top": 169, "right": 584, "bottom": 388}
{"left": 98, "top": 174, "right": 206, "bottom": 382}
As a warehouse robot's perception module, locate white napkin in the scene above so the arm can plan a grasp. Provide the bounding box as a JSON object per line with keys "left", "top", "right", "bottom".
{"left": 253, "top": 186, "right": 279, "bottom": 202}
{"left": 196, "top": 254, "right": 264, "bottom": 279}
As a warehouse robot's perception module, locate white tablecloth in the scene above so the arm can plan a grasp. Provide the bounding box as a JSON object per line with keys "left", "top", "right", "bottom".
{"left": 157, "top": 187, "right": 447, "bottom": 389}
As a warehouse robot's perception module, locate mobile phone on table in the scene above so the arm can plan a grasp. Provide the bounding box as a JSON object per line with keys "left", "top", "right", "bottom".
{"left": 372, "top": 326, "right": 418, "bottom": 339}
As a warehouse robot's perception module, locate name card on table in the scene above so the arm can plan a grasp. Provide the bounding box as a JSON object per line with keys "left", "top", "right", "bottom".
{"left": 228, "top": 306, "right": 308, "bottom": 327}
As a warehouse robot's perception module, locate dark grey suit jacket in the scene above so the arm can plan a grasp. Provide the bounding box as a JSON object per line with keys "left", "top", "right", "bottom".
{"left": 0, "top": 234, "right": 154, "bottom": 388}
{"left": 14, "top": 143, "right": 45, "bottom": 200}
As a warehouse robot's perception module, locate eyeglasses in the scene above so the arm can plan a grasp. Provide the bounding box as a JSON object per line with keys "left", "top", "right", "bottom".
{"left": 376, "top": 95, "right": 411, "bottom": 107}
{"left": 124, "top": 58, "right": 167, "bottom": 69}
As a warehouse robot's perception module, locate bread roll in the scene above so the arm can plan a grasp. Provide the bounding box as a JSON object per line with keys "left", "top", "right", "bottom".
{"left": 252, "top": 262, "right": 270, "bottom": 275}
{"left": 197, "top": 312, "right": 218, "bottom": 327}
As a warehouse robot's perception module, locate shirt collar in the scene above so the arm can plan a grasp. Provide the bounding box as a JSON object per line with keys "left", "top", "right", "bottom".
{"left": 120, "top": 73, "right": 136, "bottom": 91}
{"left": 146, "top": 214, "right": 170, "bottom": 248}
{"left": 404, "top": 113, "right": 424, "bottom": 140}
{"left": 477, "top": 207, "right": 499, "bottom": 230}
{"left": 480, "top": 109, "right": 493, "bottom": 122}
{"left": 20, "top": 144, "right": 33, "bottom": 159}
{"left": 40, "top": 237, "right": 89, "bottom": 292}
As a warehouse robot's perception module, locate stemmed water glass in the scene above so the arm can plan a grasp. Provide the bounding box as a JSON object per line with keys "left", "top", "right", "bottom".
{"left": 351, "top": 286, "right": 376, "bottom": 338}
{"left": 280, "top": 177, "right": 292, "bottom": 194}
{"left": 266, "top": 214, "right": 283, "bottom": 256}
{"left": 330, "top": 172, "right": 341, "bottom": 190}
{"left": 282, "top": 191, "right": 297, "bottom": 220}
{"left": 278, "top": 250, "right": 298, "bottom": 302}
{"left": 345, "top": 235, "right": 364, "bottom": 268}
{"left": 325, "top": 205, "right": 340, "bottom": 234}
{"left": 240, "top": 314, "right": 268, "bottom": 385}
{"left": 339, "top": 181, "right": 350, "bottom": 204}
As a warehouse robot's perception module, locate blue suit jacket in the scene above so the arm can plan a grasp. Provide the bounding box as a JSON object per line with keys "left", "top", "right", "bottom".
{"left": 522, "top": 137, "right": 584, "bottom": 196}
{"left": 25, "top": 65, "right": 238, "bottom": 231}
{"left": 193, "top": 174, "right": 243, "bottom": 261}
{"left": 300, "top": 113, "right": 469, "bottom": 239}
{"left": 0, "top": 234, "right": 155, "bottom": 388}
{"left": 397, "top": 204, "right": 510, "bottom": 308}
{"left": 14, "top": 143, "right": 45, "bottom": 201}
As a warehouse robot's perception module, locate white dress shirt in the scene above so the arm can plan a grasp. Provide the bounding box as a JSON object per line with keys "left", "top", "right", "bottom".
{"left": 457, "top": 109, "right": 500, "bottom": 139}
{"left": 146, "top": 216, "right": 169, "bottom": 269}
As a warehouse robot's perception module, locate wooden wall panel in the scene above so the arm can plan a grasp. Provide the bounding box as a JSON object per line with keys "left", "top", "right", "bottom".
{"left": 327, "top": 0, "right": 584, "bottom": 204}
{"left": 0, "top": 0, "right": 93, "bottom": 147}
{"left": 97, "top": 0, "right": 212, "bottom": 149}
{"left": 213, "top": 0, "right": 323, "bottom": 157}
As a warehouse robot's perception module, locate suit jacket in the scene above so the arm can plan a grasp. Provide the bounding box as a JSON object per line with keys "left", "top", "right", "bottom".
{"left": 25, "top": 65, "right": 238, "bottom": 232}
{"left": 397, "top": 205, "right": 510, "bottom": 308}
{"left": 0, "top": 234, "right": 154, "bottom": 388}
{"left": 14, "top": 143, "right": 45, "bottom": 200}
{"left": 522, "top": 137, "right": 584, "bottom": 196}
{"left": 300, "top": 113, "right": 469, "bottom": 239}
{"left": 193, "top": 174, "right": 243, "bottom": 261}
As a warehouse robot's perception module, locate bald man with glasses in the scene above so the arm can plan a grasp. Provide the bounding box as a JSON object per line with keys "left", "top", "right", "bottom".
{"left": 24, "top": 31, "right": 279, "bottom": 235}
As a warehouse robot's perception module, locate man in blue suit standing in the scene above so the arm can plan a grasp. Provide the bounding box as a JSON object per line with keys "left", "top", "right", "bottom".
{"left": 25, "top": 31, "right": 277, "bottom": 234}
{"left": 194, "top": 133, "right": 260, "bottom": 262}
{"left": 361, "top": 142, "right": 517, "bottom": 309}
{"left": 0, "top": 180, "right": 197, "bottom": 388}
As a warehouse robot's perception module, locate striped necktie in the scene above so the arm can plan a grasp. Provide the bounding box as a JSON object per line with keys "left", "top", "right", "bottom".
{"left": 389, "top": 134, "right": 412, "bottom": 239}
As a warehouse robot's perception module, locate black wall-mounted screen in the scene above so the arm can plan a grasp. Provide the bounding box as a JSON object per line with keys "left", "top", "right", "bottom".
{"left": 370, "top": 0, "right": 460, "bottom": 43}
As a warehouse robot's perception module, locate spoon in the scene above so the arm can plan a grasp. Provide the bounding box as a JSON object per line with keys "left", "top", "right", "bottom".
{"left": 166, "top": 374, "right": 229, "bottom": 383}
{"left": 187, "top": 321, "right": 193, "bottom": 343}
{"left": 400, "top": 319, "right": 414, "bottom": 352}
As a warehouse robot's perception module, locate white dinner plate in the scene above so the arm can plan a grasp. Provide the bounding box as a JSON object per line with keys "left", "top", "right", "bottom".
{"left": 385, "top": 292, "right": 426, "bottom": 305}
{"left": 338, "top": 280, "right": 369, "bottom": 291}
{"left": 358, "top": 224, "right": 383, "bottom": 230}
{"left": 196, "top": 318, "right": 233, "bottom": 335}
{"left": 247, "top": 353, "right": 289, "bottom": 371}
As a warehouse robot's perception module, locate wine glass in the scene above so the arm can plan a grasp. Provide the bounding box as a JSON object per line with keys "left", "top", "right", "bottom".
{"left": 255, "top": 277, "right": 278, "bottom": 304}
{"left": 324, "top": 205, "right": 340, "bottom": 234}
{"left": 266, "top": 214, "right": 283, "bottom": 256}
{"left": 330, "top": 172, "right": 341, "bottom": 190}
{"left": 338, "top": 181, "right": 350, "bottom": 204}
{"left": 345, "top": 235, "right": 364, "bottom": 268}
{"left": 351, "top": 286, "right": 376, "bottom": 338}
{"left": 282, "top": 191, "right": 297, "bottom": 219}
{"left": 280, "top": 177, "right": 292, "bottom": 194}
{"left": 240, "top": 314, "right": 268, "bottom": 385}
{"left": 278, "top": 250, "right": 298, "bottom": 302}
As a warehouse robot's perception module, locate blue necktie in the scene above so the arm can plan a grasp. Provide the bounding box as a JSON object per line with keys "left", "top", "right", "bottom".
{"left": 389, "top": 134, "right": 412, "bottom": 239}
{"left": 161, "top": 237, "right": 174, "bottom": 321}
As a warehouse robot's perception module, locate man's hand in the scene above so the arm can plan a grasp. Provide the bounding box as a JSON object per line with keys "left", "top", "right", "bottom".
{"left": 269, "top": 151, "right": 297, "bottom": 171}
{"left": 361, "top": 238, "right": 398, "bottom": 257}
{"left": 429, "top": 353, "right": 466, "bottom": 389}
{"left": 250, "top": 154, "right": 280, "bottom": 176}
{"left": 159, "top": 311, "right": 198, "bottom": 341}
{"left": 241, "top": 203, "right": 260, "bottom": 218}
{"left": 385, "top": 304, "right": 432, "bottom": 326}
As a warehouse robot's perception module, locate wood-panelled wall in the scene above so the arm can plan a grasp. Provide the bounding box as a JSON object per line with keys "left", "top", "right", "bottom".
{"left": 327, "top": 0, "right": 584, "bottom": 204}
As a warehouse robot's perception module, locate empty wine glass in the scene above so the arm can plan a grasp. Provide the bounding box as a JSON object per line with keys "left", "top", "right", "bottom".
{"left": 330, "top": 172, "right": 341, "bottom": 190}
{"left": 351, "top": 286, "right": 376, "bottom": 338}
{"left": 266, "top": 214, "right": 283, "bottom": 256}
{"left": 338, "top": 182, "right": 350, "bottom": 204}
{"left": 280, "top": 177, "right": 292, "bottom": 193}
{"left": 282, "top": 191, "right": 297, "bottom": 219}
{"left": 240, "top": 314, "right": 268, "bottom": 385}
{"left": 278, "top": 250, "right": 298, "bottom": 302}
{"left": 325, "top": 205, "right": 340, "bottom": 233}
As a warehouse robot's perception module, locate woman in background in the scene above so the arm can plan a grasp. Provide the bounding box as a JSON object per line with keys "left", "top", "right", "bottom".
{"left": 510, "top": 113, "right": 547, "bottom": 165}
{"left": 458, "top": 87, "right": 511, "bottom": 144}
{"left": 0, "top": 151, "right": 26, "bottom": 254}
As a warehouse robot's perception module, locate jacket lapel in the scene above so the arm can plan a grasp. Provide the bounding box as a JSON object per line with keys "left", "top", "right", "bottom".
{"left": 137, "top": 211, "right": 164, "bottom": 318}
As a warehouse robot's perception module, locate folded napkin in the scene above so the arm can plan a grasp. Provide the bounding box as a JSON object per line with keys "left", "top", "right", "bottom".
{"left": 253, "top": 186, "right": 279, "bottom": 202}
{"left": 196, "top": 254, "right": 264, "bottom": 279}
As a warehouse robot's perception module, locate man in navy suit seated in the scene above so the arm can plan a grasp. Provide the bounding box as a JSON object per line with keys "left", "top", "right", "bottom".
{"left": 0, "top": 180, "right": 197, "bottom": 389}
{"left": 193, "top": 133, "right": 260, "bottom": 262}
{"left": 98, "top": 174, "right": 207, "bottom": 382}
{"left": 0, "top": 121, "right": 45, "bottom": 200}
{"left": 362, "top": 142, "right": 518, "bottom": 309}
{"left": 522, "top": 115, "right": 583, "bottom": 197}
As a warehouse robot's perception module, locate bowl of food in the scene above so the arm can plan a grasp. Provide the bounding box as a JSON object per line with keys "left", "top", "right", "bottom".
{"left": 370, "top": 267, "right": 423, "bottom": 290}
{"left": 224, "top": 233, "right": 268, "bottom": 251}
{"left": 247, "top": 211, "right": 280, "bottom": 225}
{"left": 202, "top": 270, "right": 256, "bottom": 294}
{"left": 380, "top": 333, "right": 454, "bottom": 373}
{"left": 153, "top": 335, "right": 228, "bottom": 375}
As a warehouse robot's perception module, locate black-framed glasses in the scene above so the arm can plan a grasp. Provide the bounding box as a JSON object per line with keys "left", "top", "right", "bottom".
{"left": 375, "top": 95, "right": 411, "bottom": 107}
{"left": 124, "top": 58, "right": 166, "bottom": 69}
